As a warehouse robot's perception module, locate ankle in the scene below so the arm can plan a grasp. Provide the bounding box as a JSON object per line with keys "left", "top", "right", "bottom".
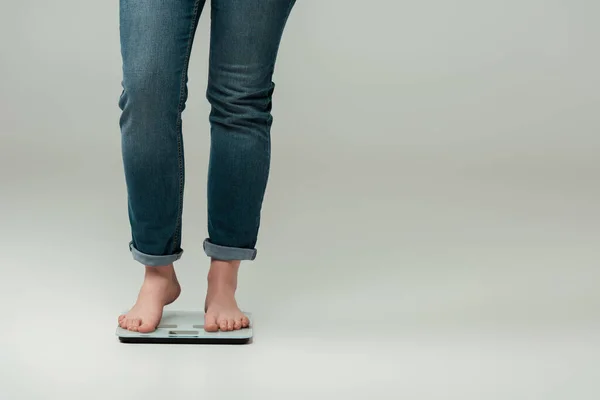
{"left": 207, "top": 259, "right": 240, "bottom": 289}
{"left": 144, "top": 265, "right": 176, "bottom": 280}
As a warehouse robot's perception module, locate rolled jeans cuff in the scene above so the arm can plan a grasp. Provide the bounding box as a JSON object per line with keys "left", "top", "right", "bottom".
{"left": 203, "top": 239, "right": 257, "bottom": 261}
{"left": 129, "top": 242, "right": 183, "bottom": 266}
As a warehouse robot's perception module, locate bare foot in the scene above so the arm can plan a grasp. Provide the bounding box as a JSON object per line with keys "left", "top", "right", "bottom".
{"left": 204, "top": 259, "right": 250, "bottom": 332}
{"left": 118, "top": 265, "right": 181, "bottom": 333}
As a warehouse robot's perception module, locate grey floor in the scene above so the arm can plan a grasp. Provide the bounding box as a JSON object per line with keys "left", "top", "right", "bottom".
{"left": 1, "top": 144, "right": 599, "bottom": 399}
{"left": 1, "top": 1, "right": 599, "bottom": 399}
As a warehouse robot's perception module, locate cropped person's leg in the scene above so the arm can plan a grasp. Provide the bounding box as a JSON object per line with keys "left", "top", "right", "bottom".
{"left": 203, "top": 0, "right": 296, "bottom": 332}
{"left": 118, "top": 0, "right": 206, "bottom": 332}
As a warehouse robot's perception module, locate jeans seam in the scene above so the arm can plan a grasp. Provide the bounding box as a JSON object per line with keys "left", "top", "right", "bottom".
{"left": 172, "top": 0, "right": 202, "bottom": 254}
{"left": 254, "top": 0, "right": 295, "bottom": 248}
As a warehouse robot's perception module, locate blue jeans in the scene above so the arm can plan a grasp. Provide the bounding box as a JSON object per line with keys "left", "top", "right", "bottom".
{"left": 118, "top": 0, "right": 296, "bottom": 266}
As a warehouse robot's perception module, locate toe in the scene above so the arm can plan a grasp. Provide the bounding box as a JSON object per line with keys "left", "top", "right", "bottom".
{"left": 204, "top": 313, "right": 219, "bottom": 332}
{"left": 127, "top": 318, "right": 141, "bottom": 331}
{"left": 241, "top": 315, "right": 250, "bottom": 328}
{"left": 233, "top": 318, "right": 242, "bottom": 330}
{"left": 219, "top": 319, "right": 228, "bottom": 331}
{"left": 227, "top": 319, "right": 234, "bottom": 331}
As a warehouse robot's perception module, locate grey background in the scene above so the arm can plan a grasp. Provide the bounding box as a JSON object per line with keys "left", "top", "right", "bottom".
{"left": 0, "top": 1, "right": 599, "bottom": 399}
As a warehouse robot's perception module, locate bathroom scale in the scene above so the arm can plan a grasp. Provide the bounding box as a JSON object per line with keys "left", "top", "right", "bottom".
{"left": 116, "top": 310, "right": 253, "bottom": 344}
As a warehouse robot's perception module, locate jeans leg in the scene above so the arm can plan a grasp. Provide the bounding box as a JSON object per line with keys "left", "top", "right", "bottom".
{"left": 203, "top": 0, "right": 296, "bottom": 261}
{"left": 119, "top": 0, "right": 206, "bottom": 266}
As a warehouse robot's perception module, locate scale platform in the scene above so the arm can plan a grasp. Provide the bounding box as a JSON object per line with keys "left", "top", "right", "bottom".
{"left": 116, "top": 310, "right": 253, "bottom": 344}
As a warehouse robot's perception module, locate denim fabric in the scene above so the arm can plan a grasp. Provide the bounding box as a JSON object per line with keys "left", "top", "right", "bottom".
{"left": 118, "top": 0, "right": 295, "bottom": 266}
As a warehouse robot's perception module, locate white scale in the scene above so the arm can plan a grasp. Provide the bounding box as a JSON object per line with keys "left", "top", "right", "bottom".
{"left": 116, "top": 310, "right": 253, "bottom": 344}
